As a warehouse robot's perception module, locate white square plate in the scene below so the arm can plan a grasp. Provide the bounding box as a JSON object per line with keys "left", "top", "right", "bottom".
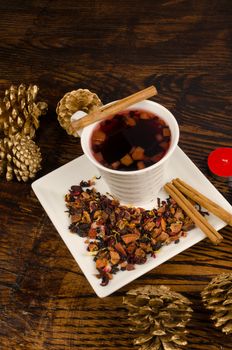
{"left": 32, "top": 146, "right": 232, "bottom": 297}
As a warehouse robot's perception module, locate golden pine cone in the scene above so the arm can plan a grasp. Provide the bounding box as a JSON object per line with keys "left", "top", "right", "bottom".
{"left": 56, "top": 88, "right": 102, "bottom": 136}
{"left": 0, "top": 84, "right": 48, "bottom": 139}
{"left": 201, "top": 273, "right": 232, "bottom": 334}
{"left": 0, "top": 133, "right": 42, "bottom": 182}
{"left": 123, "top": 285, "right": 193, "bottom": 350}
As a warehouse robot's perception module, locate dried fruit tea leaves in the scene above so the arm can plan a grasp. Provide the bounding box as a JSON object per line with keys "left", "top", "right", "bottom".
{"left": 65, "top": 180, "right": 195, "bottom": 286}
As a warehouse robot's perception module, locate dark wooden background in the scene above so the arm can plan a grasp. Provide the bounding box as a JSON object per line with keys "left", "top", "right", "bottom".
{"left": 0, "top": 1, "right": 232, "bottom": 349}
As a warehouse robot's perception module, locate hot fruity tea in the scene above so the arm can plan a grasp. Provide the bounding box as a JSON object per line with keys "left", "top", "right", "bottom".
{"left": 90, "top": 109, "right": 171, "bottom": 171}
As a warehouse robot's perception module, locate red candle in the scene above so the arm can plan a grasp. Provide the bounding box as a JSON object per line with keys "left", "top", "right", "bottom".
{"left": 208, "top": 147, "right": 232, "bottom": 181}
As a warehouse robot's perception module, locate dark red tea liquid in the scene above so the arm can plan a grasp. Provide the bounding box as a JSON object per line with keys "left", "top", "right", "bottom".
{"left": 90, "top": 109, "right": 171, "bottom": 171}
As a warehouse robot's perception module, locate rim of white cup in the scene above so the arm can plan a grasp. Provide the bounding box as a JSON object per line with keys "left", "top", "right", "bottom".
{"left": 81, "top": 100, "right": 179, "bottom": 175}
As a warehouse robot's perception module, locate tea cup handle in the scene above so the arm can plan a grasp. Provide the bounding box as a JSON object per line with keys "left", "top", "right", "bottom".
{"left": 70, "top": 110, "right": 87, "bottom": 137}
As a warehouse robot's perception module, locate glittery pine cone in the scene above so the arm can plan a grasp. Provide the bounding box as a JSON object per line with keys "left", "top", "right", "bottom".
{"left": 201, "top": 273, "right": 232, "bottom": 335}
{"left": 123, "top": 285, "right": 193, "bottom": 350}
{"left": 0, "top": 84, "right": 48, "bottom": 139}
{"left": 56, "top": 88, "right": 102, "bottom": 136}
{"left": 0, "top": 133, "right": 42, "bottom": 182}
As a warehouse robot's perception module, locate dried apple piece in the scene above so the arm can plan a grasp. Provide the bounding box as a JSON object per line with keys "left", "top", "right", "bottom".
{"left": 115, "top": 242, "right": 127, "bottom": 256}
{"left": 140, "top": 111, "right": 150, "bottom": 119}
{"left": 92, "top": 130, "right": 106, "bottom": 144}
{"left": 120, "top": 154, "right": 133, "bottom": 166}
{"left": 94, "top": 152, "right": 104, "bottom": 163}
{"left": 122, "top": 233, "right": 140, "bottom": 244}
{"left": 110, "top": 250, "right": 120, "bottom": 265}
{"left": 137, "top": 161, "right": 145, "bottom": 170}
{"left": 125, "top": 116, "right": 136, "bottom": 126}
{"left": 111, "top": 161, "right": 121, "bottom": 169}
{"left": 151, "top": 152, "right": 164, "bottom": 163}
{"left": 163, "top": 127, "right": 171, "bottom": 137}
{"left": 159, "top": 141, "right": 169, "bottom": 150}
{"left": 131, "top": 146, "right": 145, "bottom": 160}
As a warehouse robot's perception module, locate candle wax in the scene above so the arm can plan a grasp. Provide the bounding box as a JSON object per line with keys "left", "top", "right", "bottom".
{"left": 208, "top": 147, "right": 232, "bottom": 179}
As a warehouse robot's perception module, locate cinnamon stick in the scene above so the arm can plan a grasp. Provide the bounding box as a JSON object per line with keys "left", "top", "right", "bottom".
{"left": 173, "top": 178, "right": 232, "bottom": 226}
{"left": 164, "top": 182, "right": 223, "bottom": 245}
{"left": 70, "top": 85, "right": 157, "bottom": 131}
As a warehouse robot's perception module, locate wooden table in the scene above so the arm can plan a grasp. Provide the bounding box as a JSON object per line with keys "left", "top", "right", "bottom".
{"left": 1, "top": 1, "right": 232, "bottom": 349}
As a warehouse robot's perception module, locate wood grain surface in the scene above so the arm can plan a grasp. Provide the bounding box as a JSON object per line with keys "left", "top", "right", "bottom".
{"left": 0, "top": 1, "right": 232, "bottom": 349}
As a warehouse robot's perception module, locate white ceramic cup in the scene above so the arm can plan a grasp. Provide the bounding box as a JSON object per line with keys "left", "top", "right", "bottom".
{"left": 72, "top": 100, "right": 179, "bottom": 206}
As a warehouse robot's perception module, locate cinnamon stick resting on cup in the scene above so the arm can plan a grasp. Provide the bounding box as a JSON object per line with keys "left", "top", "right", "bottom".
{"left": 70, "top": 86, "right": 157, "bottom": 132}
